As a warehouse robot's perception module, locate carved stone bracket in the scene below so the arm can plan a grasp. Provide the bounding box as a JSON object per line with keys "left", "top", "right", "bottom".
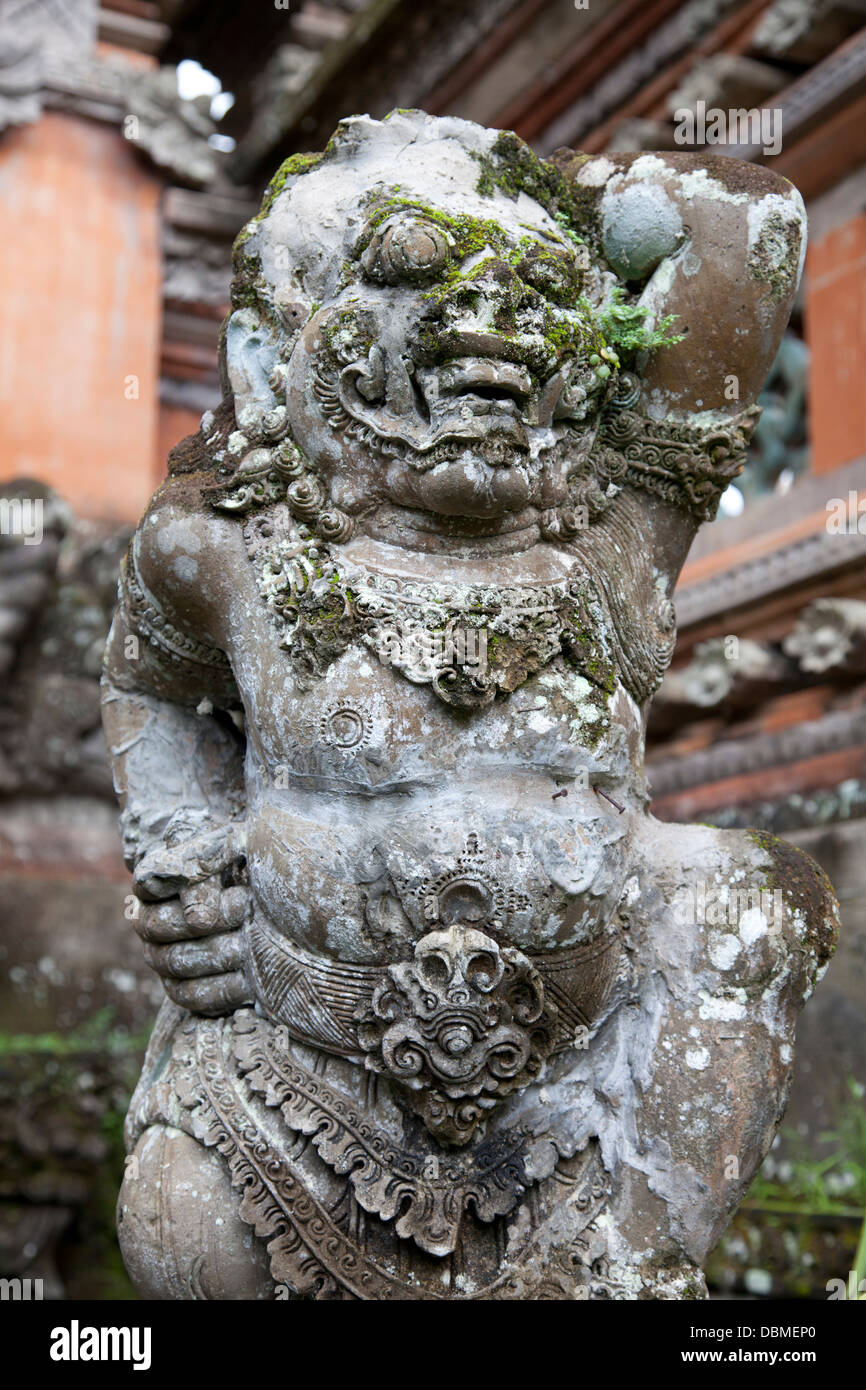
{"left": 783, "top": 597, "right": 866, "bottom": 674}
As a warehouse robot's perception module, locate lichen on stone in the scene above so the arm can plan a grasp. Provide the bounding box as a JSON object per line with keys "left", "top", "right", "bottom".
{"left": 748, "top": 210, "right": 802, "bottom": 304}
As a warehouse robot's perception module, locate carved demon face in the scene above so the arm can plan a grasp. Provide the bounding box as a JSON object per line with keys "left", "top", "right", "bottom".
{"left": 287, "top": 199, "right": 612, "bottom": 521}
{"left": 230, "top": 113, "right": 617, "bottom": 526}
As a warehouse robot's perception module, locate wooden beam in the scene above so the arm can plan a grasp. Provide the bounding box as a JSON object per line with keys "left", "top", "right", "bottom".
{"left": 732, "top": 22, "right": 866, "bottom": 160}
{"left": 772, "top": 88, "right": 866, "bottom": 199}
{"left": 229, "top": 0, "right": 403, "bottom": 181}
{"left": 97, "top": 5, "right": 170, "bottom": 54}
{"left": 650, "top": 742, "right": 866, "bottom": 821}
{"left": 163, "top": 187, "right": 257, "bottom": 238}
{"left": 491, "top": 0, "right": 687, "bottom": 140}
{"left": 424, "top": 0, "right": 552, "bottom": 115}
{"left": 578, "top": 0, "right": 774, "bottom": 153}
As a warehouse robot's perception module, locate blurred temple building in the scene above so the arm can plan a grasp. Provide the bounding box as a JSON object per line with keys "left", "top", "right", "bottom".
{"left": 1, "top": 0, "right": 865, "bottom": 1296}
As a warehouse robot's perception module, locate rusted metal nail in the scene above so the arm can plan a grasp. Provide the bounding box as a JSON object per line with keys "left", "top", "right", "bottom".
{"left": 594, "top": 787, "right": 625, "bottom": 814}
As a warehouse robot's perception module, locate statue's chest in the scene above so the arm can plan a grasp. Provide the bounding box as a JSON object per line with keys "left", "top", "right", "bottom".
{"left": 238, "top": 636, "right": 610, "bottom": 790}
{"left": 228, "top": 505, "right": 617, "bottom": 786}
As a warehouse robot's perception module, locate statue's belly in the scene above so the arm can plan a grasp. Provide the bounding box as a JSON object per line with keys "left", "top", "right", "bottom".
{"left": 246, "top": 774, "right": 630, "bottom": 965}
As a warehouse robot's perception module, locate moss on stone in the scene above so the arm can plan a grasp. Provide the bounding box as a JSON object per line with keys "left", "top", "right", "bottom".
{"left": 230, "top": 151, "right": 326, "bottom": 320}
{"left": 262, "top": 151, "right": 324, "bottom": 207}
{"left": 595, "top": 286, "right": 683, "bottom": 362}
{"left": 748, "top": 828, "right": 839, "bottom": 968}
{"left": 475, "top": 131, "right": 604, "bottom": 249}
{"left": 356, "top": 194, "right": 669, "bottom": 378}
{"left": 360, "top": 192, "right": 512, "bottom": 264}
{"left": 749, "top": 211, "right": 802, "bottom": 304}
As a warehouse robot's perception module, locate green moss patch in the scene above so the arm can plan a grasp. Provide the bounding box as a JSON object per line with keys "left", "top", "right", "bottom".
{"left": 475, "top": 131, "right": 601, "bottom": 249}
{"left": 748, "top": 828, "right": 839, "bottom": 968}
{"left": 595, "top": 285, "right": 683, "bottom": 363}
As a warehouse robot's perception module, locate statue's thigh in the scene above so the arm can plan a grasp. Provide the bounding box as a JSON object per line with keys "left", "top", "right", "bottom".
{"left": 118, "top": 1125, "right": 274, "bottom": 1300}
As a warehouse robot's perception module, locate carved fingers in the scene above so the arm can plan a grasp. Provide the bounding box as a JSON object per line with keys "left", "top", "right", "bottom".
{"left": 140, "top": 916, "right": 245, "bottom": 973}
{"left": 134, "top": 882, "right": 248, "bottom": 942}
{"left": 154, "top": 969, "right": 252, "bottom": 1017}
{"left": 133, "top": 822, "right": 248, "bottom": 902}
{"left": 131, "top": 859, "right": 254, "bottom": 1016}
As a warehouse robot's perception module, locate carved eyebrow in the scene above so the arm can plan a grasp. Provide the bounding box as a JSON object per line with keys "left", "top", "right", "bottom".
{"left": 518, "top": 223, "right": 566, "bottom": 246}
{"left": 367, "top": 204, "right": 443, "bottom": 226}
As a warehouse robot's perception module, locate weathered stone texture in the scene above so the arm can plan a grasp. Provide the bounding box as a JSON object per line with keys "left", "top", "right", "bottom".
{"left": 100, "top": 111, "right": 836, "bottom": 1300}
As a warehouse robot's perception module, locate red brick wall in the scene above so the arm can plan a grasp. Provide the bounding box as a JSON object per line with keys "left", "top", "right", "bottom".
{"left": 156, "top": 404, "right": 203, "bottom": 490}
{"left": 0, "top": 112, "right": 162, "bottom": 521}
{"left": 805, "top": 212, "right": 866, "bottom": 476}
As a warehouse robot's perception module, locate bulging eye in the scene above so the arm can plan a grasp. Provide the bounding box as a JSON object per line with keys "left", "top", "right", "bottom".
{"left": 516, "top": 245, "right": 582, "bottom": 304}
{"left": 361, "top": 215, "right": 451, "bottom": 285}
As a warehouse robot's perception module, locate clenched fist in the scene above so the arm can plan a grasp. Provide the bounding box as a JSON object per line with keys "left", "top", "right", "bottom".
{"left": 131, "top": 823, "right": 254, "bottom": 1016}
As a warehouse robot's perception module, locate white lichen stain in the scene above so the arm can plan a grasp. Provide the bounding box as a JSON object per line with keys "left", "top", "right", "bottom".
{"left": 697, "top": 988, "right": 746, "bottom": 1023}
{"left": 739, "top": 907, "right": 768, "bottom": 946}
{"left": 156, "top": 519, "right": 203, "bottom": 556}
{"left": 173, "top": 555, "right": 198, "bottom": 583}
{"left": 685, "top": 1046, "right": 710, "bottom": 1071}
{"left": 527, "top": 710, "right": 555, "bottom": 734}
{"left": 708, "top": 932, "right": 741, "bottom": 972}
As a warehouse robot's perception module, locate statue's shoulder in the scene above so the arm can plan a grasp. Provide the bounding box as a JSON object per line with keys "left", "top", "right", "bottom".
{"left": 728, "top": 826, "right": 839, "bottom": 985}
{"left": 134, "top": 477, "right": 220, "bottom": 585}
{"left": 122, "top": 410, "right": 252, "bottom": 662}
{"left": 132, "top": 474, "right": 245, "bottom": 626}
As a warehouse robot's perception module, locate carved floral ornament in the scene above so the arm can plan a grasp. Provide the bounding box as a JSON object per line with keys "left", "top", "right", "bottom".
{"left": 245, "top": 912, "right": 622, "bottom": 1148}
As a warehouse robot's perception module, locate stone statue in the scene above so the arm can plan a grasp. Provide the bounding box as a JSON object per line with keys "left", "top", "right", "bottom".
{"left": 102, "top": 111, "right": 838, "bottom": 1300}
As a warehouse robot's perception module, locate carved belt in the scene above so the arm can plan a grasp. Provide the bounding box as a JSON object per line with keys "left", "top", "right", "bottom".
{"left": 246, "top": 913, "right": 620, "bottom": 1145}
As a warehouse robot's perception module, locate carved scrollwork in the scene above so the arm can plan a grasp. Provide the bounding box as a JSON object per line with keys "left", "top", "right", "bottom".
{"left": 357, "top": 924, "right": 559, "bottom": 1146}
{"left": 234, "top": 1011, "right": 545, "bottom": 1257}
{"left": 149, "top": 1009, "right": 614, "bottom": 1293}
{"left": 588, "top": 402, "right": 761, "bottom": 522}
{"left": 246, "top": 904, "right": 622, "bottom": 1076}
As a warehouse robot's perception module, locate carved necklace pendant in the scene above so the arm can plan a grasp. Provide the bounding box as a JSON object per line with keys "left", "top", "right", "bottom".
{"left": 243, "top": 505, "right": 616, "bottom": 708}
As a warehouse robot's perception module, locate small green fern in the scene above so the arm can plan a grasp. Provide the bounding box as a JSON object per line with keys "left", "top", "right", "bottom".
{"left": 596, "top": 286, "right": 683, "bottom": 360}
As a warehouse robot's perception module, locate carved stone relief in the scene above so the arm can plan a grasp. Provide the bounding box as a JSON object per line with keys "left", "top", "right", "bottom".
{"left": 102, "top": 111, "right": 837, "bottom": 1300}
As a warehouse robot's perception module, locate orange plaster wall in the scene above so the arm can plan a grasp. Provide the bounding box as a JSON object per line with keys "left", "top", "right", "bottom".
{"left": 805, "top": 212, "right": 866, "bottom": 476}
{"left": 0, "top": 112, "right": 162, "bottom": 521}
{"left": 155, "top": 404, "right": 203, "bottom": 490}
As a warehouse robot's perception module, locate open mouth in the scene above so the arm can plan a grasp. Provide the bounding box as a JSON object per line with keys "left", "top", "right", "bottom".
{"left": 331, "top": 350, "right": 536, "bottom": 460}
{"left": 437, "top": 358, "right": 533, "bottom": 414}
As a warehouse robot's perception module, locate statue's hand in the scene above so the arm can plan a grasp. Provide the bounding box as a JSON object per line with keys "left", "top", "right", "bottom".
{"left": 132, "top": 823, "right": 253, "bottom": 1016}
